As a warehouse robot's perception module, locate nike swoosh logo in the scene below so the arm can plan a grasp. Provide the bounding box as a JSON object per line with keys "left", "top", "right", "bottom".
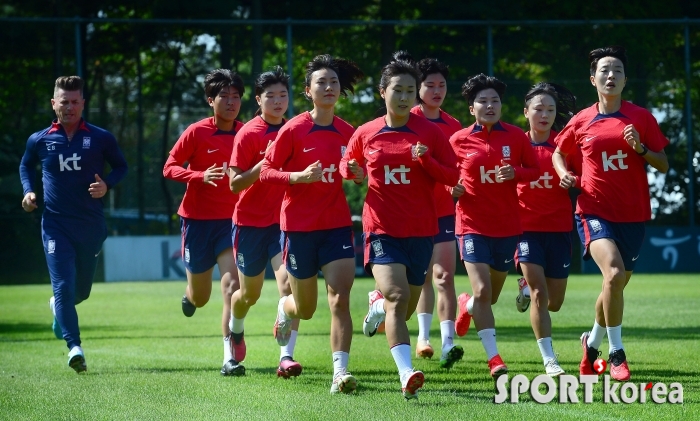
{"left": 632, "top": 255, "right": 639, "bottom": 261}
{"left": 259, "top": 150, "right": 266, "bottom": 155}
{"left": 585, "top": 136, "right": 597, "bottom": 142}
{"left": 504, "top": 258, "right": 514, "bottom": 263}
{"left": 207, "top": 149, "right": 218, "bottom": 153}
{"left": 369, "top": 149, "right": 380, "bottom": 155}
{"left": 563, "top": 263, "right": 570, "bottom": 268}
{"left": 467, "top": 152, "right": 477, "bottom": 157}
{"left": 46, "top": 142, "right": 57, "bottom": 146}
{"left": 445, "top": 230, "right": 454, "bottom": 233}
{"left": 343, "top": 245, "right": 352, "bottom": 249}
{"left": 303, "top": 147, "right": 315, "bottom": 152}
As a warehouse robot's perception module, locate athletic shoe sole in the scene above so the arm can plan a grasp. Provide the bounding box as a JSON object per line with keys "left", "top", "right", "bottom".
{"left": 439, "top": 345, "right": 464, "bottom": 370}
{"left": 455, "top": 293, "right": 472, "bottom": 337}
{"left": 68, "top": 354, "right": 87, "bottom": 373}
{"left": 277, "top": 360, "right": 303, "bottom": 379}
{"left": 182, "top": 295, "right": 196, "bottom": 317}
{"left": 220, "top": 359, "right": 246, "bottom": 376}
{"left": 402, "top": 371, "right": 425, "bottom": 400}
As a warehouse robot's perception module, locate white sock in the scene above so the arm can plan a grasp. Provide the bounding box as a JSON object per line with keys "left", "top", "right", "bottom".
{"left": 332, "top": 351, "right": 349, "bottom": 378}
{"left": 223, "top": 336, "right": 233, "bottom": 364}
{"left": 587, "top": 321, "right": 606, "bottom": 349}
{"left": 230, "top": 316, "right": 245, "bottom": 334}
{"left": 477, "top": 328, "right": 499, "bottom": 360}
{"left": 280, "top": 330, "right": 298, "bottom": 360}
{"left": 466, "top": 296, "right": 474, "bottom": 315}
{"left": 607, "top": 325, "right": 624, "bottom": 354}
{"left": 440, "top": 320, "right": 454, "bottom": 349}
{"left": 522, "top": 285, "right": 531, "bottom": 298}
{"left": 537, "top": 337, "right": 556, "bottom": 362}
{"left": 417, "top": 313, "right": 432, "bottom": 341}
{"left": 372, "top": 298, "right": 386, "bottom": 316}
{"left": 390, "top": 344, "right": 413, "bottom": 374}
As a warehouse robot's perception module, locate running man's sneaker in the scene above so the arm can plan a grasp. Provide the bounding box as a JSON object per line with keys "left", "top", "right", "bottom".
{"left": 330, "top": 369, "right": 357, "bottom": 394}
{"left": 229, "top": 332, "right": 246, "bottom": 362}
{"left": 400, "top": 369, "right": 425, "bottom": 400}
{"left": 181, "top": 295, "right": 196, "bottom": 317}
{"left": 220, "top": 359, "right": 245, "bottom": 376}
{"left": 273, "top": 297, "right": 292, "bottom": 346}
{"left": 544, "top": 357, "right": 565, "bottom": 377}
{"left": 416, "top": 339, "right": 434, "bottom": 359}
{"left": 608, "top": 349, "right": 631, "bottom": 381}
{"left": 488, "top": 354, "right": 508, "bottom": 378}
{"left": 49, "top": 296, "right": 62, "bottom": 339}
{"left": 439, "top": 344, "right": 464, "bottom": 370}
{"left": 516, "top": 277, "right": 531, "bottom": 313}
{"left": 579, "top": 332, "right": 601, "bottom": 375}
{"left": 67, "top": 346, "right": 87, "bottom": 373}
{"left": 362, "top": 290, "right": 385, "bottom": 337}
{"left": 455, "top": 293, "right": 472, "bottom": 337}
{"left": 277, "top": 357, "right": 303, "bottom": 379}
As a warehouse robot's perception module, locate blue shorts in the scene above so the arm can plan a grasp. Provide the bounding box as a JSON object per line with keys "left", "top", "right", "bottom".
{"left": 180, "top": 217, "right": 233, "bottom": 274}
{"left": 457, "top": 233, "right": 519, "bottom": 272}
{"left": 576, "top": 214, "right": 645, "bottom": 271}
{"left": 363, "top": 233, "right": 434, "bottom": 286}
{"left": 281, "top": 226, "right": 355, "bottom": 279}
{"left": 515, "top": 231, "right": 572, "bottom": 279}
{"left": 233, "top": 224, "right": 282, "bottom": 277}
{"left": 433, "top": 215, "right": 457, "bottom": 244}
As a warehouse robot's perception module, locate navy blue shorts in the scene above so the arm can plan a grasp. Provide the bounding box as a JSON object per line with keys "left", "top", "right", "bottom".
{"left": 457, "top": 233, "right": 519, "bottom": 272}
{"left": 281, "top": 226, "right": 355, "bottom": 279}
{"left": 363, "top": 233, "right": 434, "bottom": 286}
{"left": 576, "top": 214, "right": 645, "bottom": 271}
{"left": 433, "top": 215, "right": 457, "bottom": 244}
{"left": 233, "top": 224, "right": 282, "bottom": 277}
{"left": 180, "top": 217, "right": 233, "bottom": 274}
{"left": 515, "top": 231, "right": 572, "bottom": 279}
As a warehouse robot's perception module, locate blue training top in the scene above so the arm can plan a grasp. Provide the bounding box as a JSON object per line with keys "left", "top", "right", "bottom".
{"left": 19, "top": 119, "right": 128, "bottom": 221}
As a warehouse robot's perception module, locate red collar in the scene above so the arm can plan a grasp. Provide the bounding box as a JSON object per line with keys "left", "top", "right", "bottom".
{"left": 47, "top": 119, "right": 90, "bottom": 135}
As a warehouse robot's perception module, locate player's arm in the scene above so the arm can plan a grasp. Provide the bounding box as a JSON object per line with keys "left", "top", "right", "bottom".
{"left": 511, "top": 134, "right": 540, "bottom": 182}
{"left": 623, "top": 124, "right": 669, "bottom": 174}
{"left": 259, "top": 129, "right": 322, "bottom": 185}
{"left": 230, "top": 161, "right": 263, "bottom": 193}
{"left": 230, "top": 134, "right": 266, "bottom": 193}
{"left": 417, "top": 131, "right": 459, "bottom": 187}
{"left": 552, "top": 121, "right": 578, "bottom": 189}
{"left": 339, "top": 130, "right": 365, "bottom": 184}
{"left": 19, "top": 135, "right": 39, "bottom": 212}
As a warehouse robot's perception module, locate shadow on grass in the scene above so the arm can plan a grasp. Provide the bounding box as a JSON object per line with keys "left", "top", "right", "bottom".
{"left": 438, "top": 326, "right": 700, "bottom": 343}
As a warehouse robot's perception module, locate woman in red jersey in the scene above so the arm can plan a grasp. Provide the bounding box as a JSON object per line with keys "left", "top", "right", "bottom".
{"left": 514, "top": 82, "right": 579, "bottom": 377}
{"left": 409, "top": 57, "right": 464, "bottom": 369}
{"left": 260, "top": 55, "right": 363, "bottom": 394}
{"left": 227, "top": 66, "right": 303, "bottom": 379}
{"left": 162, "top": 69, "right": 243, "bottom": 375}
{"left": 451, "top": 73, "right": 539, "bottom": 378}
{"left": 553, "top": 46, "right": 669, "bottom": 382}
{"left": 341, "top": 51, "right": 459, "bottom": 399}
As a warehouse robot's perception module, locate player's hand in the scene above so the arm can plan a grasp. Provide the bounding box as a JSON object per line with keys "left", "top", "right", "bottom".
{"left": 559, "top": 172, "right": 577, "bottom": 189}
{"left": 497, "top": 159, "right": 514, "bottom": 181}
{"left": 623, "top": 124, "right": 643, "bottom": 152}
{"left": 414, "top": 142, "right": 428, "bottom": 158}
{"left": 203, "top": 164, "right": 225, "bottom": 186}
{"left": 451, "top": 179, "right": 466, "bottom": 197}
{"left": 89, "top": 174, "right": 108, "bottom": 198}
{"left": 347, "top": 159, "right": 364, "bottom": 181}
{"left": 294, "top": 160, "right": 323, "bottom": 183}
{"left": 22, "top": 192, "right": 37, "bottom": 212}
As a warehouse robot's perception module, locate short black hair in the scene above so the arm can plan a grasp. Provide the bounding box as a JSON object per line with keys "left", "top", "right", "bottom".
{"left": 461, "top": 73, "right": 506, "bottom": 105}
{"left": 417, "top": 58, "right": 449, "bottom": 82}
{"left": 304, "top": 54, "right": 364, "bottom": 100}
{"left": 204, "top": 69, "right": 245, "bottom": 99}
{"left": 255, "top": 66, "right": 290, "bottom": 96}
{"left": 524, "top": 82, "right": 577, "bottom": 132}
{"left": 589, "top": 45, "right": 627, "bottom": 76}
{"left": 378, "top": 51, "right": 421, "bottom": 96}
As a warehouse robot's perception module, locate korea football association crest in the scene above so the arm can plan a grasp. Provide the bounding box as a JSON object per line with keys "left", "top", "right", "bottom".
{"left": 237, "top": 253, "right": 245, "bottom": 268}
{"left": 464, "top": 239, "right": 475, "bottom": 255}
{"left": 340, "top": 146, "right": 347, "bottom": 157}
{"left": 519, "top": 241, "right": 530, "bottom": 256}
{"left": 371, "top": 240, "right": 385, "bottom": 257}
{"left": 47, "top": 239, "right": 56, "bottom": 254}
{"left": 589, "top": 219, "right": 603, "bottom": 233}
{"left": 82, "top": 137, "right": 91, "bottom": 149}
{"left": 502, "top": 146, "right": 511, "bottom": 159}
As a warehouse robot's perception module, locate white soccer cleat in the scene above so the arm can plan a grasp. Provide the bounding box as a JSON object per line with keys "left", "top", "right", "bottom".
{"left": 362, "top": 290, "right": 385, "bottom": 337}
{"left": 516, "top": 277, "right": 531, "bottom": 313}
{"left": 400, "top": 369, "right": 425, "bottom": 400}
{"left": 545, "top": 357, "right": 565, "bottom": 377}
{"left": 273, "top": 297, "right": 292, "bottom": 346}
{"left": 330, "top": 369, "right": 357, "bottom": 394}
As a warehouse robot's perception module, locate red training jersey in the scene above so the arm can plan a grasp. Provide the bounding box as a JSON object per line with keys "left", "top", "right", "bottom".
{"left": 230, "top": 116, "right": 286, "bottom": 227}
{"left": 555, "top": 101, "right": 669, "bottom": 222}
{"left": 450, "top": 121, "right": 540, "bottom": 237}
{"left": 163, "top": 117, "right": 242, "bottom": 220}
{"left": 411, "top": 105, "right": 462, "bottom": 218}
{"left": 340, "top": 114, "right": 459, "bottom": 238}
{"left": 517, "top": 131, "right": 579, "bottom": 232}
{"left": 260, "top": 112, "right": 354, "bottom": 232}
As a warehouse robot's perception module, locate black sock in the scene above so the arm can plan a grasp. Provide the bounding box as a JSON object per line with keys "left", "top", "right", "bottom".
{"left": 232, "top": 331, "right": 244, "bottom": 344}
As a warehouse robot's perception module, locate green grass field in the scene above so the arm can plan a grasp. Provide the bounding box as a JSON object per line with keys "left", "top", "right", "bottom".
{"left": 1, "top": 274, "right": 698, "bottom": 420}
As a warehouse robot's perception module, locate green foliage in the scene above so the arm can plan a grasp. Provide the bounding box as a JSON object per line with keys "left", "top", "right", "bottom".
{"left": 0, "top": 275, "right": 699, "bottom": 419}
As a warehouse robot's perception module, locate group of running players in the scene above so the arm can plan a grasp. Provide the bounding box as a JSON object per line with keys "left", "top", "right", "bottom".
{"left": 24, "top": 44, "right": 668, "bottom": 400}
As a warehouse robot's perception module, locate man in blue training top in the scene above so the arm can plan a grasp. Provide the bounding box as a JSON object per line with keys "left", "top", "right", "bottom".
{"left": 19, "top": 76, "right": 128, "bottom": 373}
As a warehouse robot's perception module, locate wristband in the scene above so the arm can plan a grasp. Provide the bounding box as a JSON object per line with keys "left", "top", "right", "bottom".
{"left": 636, "top": 144, "right": 648, "bottom": 156}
